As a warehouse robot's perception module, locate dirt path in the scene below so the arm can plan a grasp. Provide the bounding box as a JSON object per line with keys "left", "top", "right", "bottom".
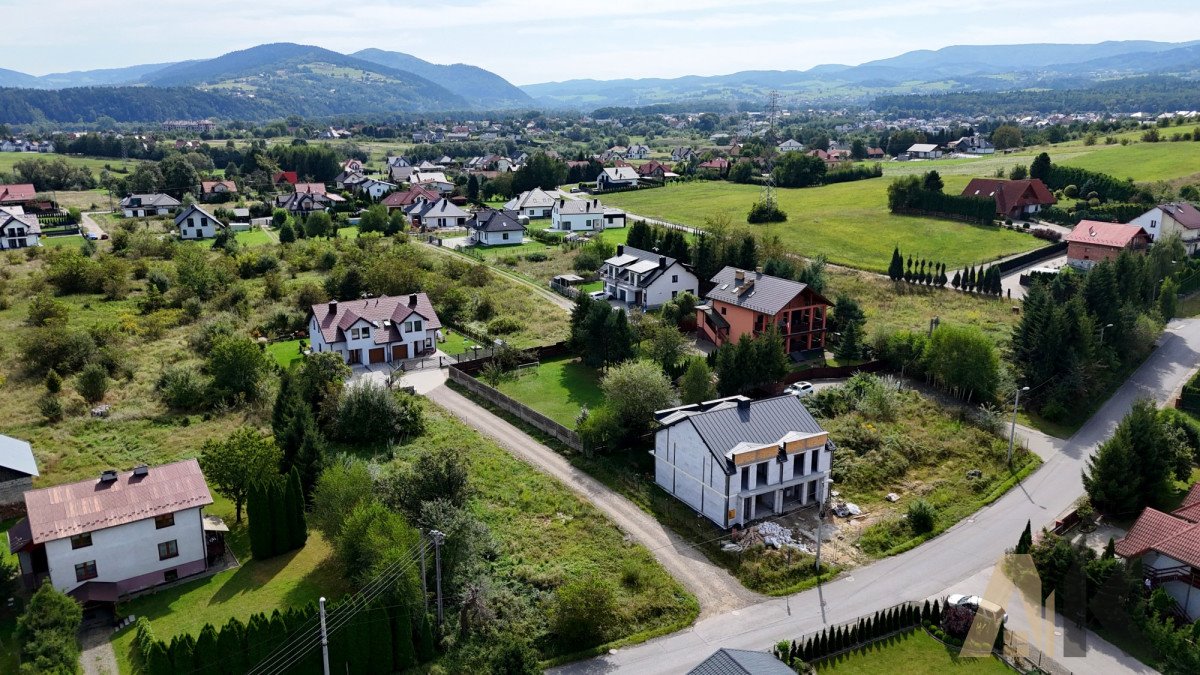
{"left": 420, "top": 241, "right": 575, "bottom": 311}
{"left": 420, "top": 377, "right": 761, "bottom": 617}
{"left": 79, "top": 626, "right": 117, "bottom": 675}
{"left": 80, "top": 211, "right": 108, "bottom": 239}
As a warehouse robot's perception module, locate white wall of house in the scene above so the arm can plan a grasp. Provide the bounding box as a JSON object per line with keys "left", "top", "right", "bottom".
{"left": 551, "top": 211, "right": 604, "bottom": 231}
{"left": 641, "top": 265, "right": 698, "bottom": 308}
{"left": 124, "top": 207, "right": 171, "bottom": 218}
{"left": 477, "top": 229, "right": 523, "bottom": 246}
{"left": 44, "top": 506, "right": 206, "bottom": 595}
{"left": 178, "top": 214, "right": 218, "bottom": 239}
{"left": 427, "top": 215, "right": 468, "bottom": 229}
{"left": 0, "top": 225, "right": 38, "bottom": 250}
{"left": 308, "top": 316, "right": 435, "bottom": 364}
{"left": 1143, "top": 552, "right": 1200, "bottom": 620}
{"left": 1130, "top": 208, "right": 1200, "bottom": 252}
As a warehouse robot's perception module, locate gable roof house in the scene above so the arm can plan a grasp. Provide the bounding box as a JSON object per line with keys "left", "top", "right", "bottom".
{"left": 381, "top": 186, "right": 441, "bottom": 212}
{"left": 1130, "top": 203, "right": 1200, "bottom": 254}
{"left": 199, "top": 180, "right": 237, "bottom": 201}
{"left": 626, "top": 144, "right": 650, "bottom": 159}
{"left": 119, "top": 193, "right": 181, "bottom": 218}
{"left": 275, "top": 191, "right": 340, "bottom": 216}
{"left": 636, "top": 160, "right": 676, "bottom": 182}
{"left": 174, "top": 204, "right": 225, "bottom": 240}
{"left": 0, "top": 208, "right": 41, "bottom": 250}
{"left": 410, "top": 170, "right": 454, "bottom": 194}
{"left": 867, "top": 147, "right": 885, "bottom": 159}
{"left": 503, "top": 188, "right": 567, "bottom": 219}
{"left": 1116, "top": 483, "right": 1200, "bottom": 621}
{"left": 403, "top": 198, "right": 470, "bottom": 230}
{"left": 354, "top": 178, "right": 397, "bottom": 201}
{"left": 1065, "top": 220, "right": 1151, "bottom": 270}
{"left": 698, "top": 157, "right": 731, "bottom": 176}
{"left": 777, "top": 139, "right": 805, "bottom": 153}
{"left": 653, "top": 395, "right": 833, "bottom": 529}
{"left": 688, "top": 648, "right": 794, "bottom": 675}
{"left": 0, "top": 434, "right": 38, "bottom": 507}
{"left": 601, "top": 244, "right": 699, "bottom": 310}
{"left": 697, "top": 267, "right": 831, "bottom": 356}
{"left": 551, "top": 197, "right": 626, "bottom": 232}
{"left": 8, "top": 459, "right": 217, "bottom": 601}
{"left": 671, "top": 147, "right": 696, "bottom": 162}
{"left": 960, "top": 178, "right": 1057, "bottom": 220}
{"left": 272, "top": 171, "right": 299, "bottom": 186}
{"left": 597, "top": 166, "right": 640, "bottom": 190}
{"left": 309, "top": 294, "right": 442, "bottom": 366}
{"left": 468, "top": 208, "right": 526, "bottom": 247}
{"left": 906, "top": 143, "right": 942, "bottom": 159}
{"left": 0, "top": 183, "right": 37, "bottom": 207}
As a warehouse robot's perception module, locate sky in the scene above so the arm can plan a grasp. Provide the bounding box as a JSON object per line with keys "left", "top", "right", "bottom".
{"left": 5, "top": 0, "right": 1200, "bottom": 84}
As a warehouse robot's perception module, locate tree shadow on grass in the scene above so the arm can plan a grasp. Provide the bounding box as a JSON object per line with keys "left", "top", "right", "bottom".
{"left": 208, "top": 547, "right": 304, "bottom": 606}
{"left": 281, "top": 550, "right": 351, "bottom": 608}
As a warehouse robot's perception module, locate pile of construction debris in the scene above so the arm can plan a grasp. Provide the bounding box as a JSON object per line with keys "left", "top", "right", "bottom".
{"left": 723, "top": 521, "right": 812, "bottom": 553}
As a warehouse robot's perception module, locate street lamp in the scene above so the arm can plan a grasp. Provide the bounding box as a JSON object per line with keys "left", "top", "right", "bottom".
{"left": 1008, "top": 386, "right": 1030, "bottom": 464}
{"left": 1099, "top": 322, "right": 1114, "bottom": 345}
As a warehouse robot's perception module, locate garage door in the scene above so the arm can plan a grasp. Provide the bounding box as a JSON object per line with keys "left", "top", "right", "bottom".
{"left": 391, "top": 344, "right": 408, "bottom": 361}
{"left": 368, "top": 348, "right": 386, "bottom": 364}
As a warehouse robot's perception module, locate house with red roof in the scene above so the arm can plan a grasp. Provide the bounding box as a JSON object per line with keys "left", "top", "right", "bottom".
{"left": 1065, "top": 220, "right": 1151, "bottom": 270}
{"left": 1116, "top": 483, "right": 1200, "bottom": 621}
{"left": 960, "top": 178, "right": 1057, "bottom": 220}
{"left": 273, "top": 171, "right": 299, "bottom": 186}
{"left": 381, "top": 185, "right": 442, "bottom": 212}
{"left": 636, "top": 160, "right": 674, "bottom": 181}
{"left": 0, "top": 183, "right": 37, "bottom": 207}
{"left": 199, "top": 180, "right": 237, "bottom": 202}
{"left": 8, "top": 459, "right": 219, "bottom": 602}
{"left": 697, "top": 157, "right": 730, "bottom": 177}
{"left": 308, "top": 294, "right": 442, "bottom": 365}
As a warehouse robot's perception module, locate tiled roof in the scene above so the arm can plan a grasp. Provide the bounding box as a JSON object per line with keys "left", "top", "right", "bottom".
{"left": 0, "top": 210, "right": 41, "bottom": 236}
{"left": 294, "top": 183, "right": 327, "bottom": 195}
{"left": 1159, "top": 202, "right": 1200, "bottom": 230}
{"left": 688, "top": 648, "right": 793, "bottom": 674}
{"left": 382, "top": 186, "right": 440, "bottom": 208}
{"left": 0, "top": 183, "right": 36, "bottom": 203}
{"left": 406, "top": 198, "right": 469, "bottom": 219}
{"left": 961, "top": 178, "right": 1056, "bottom": 213}
{"left": 1115, "top": 507, "right": 1200, "bottom": 568}
{"left": 1066, "top": 220, "right": 1149, "bottom": 249}
{"left": 470, "top": 208, "right": 525, "bottom": 233}
{"left": 1171, "top": 483, "right": 1200, "bottom": 523}
{"left": 22, "top": 459, "right": 213, "bottom": 544}
{"left": 311, "top": 294, "right": 441, "bottom": 345}
{"left": 200, "top": 180, "right": 236, "bottom": 194}
{"left": 678, "top": 395, "right": 825, "bottom": 458}
{"left": 601, "top": 167, "right": 639, "bottom": 182}
{"left": 705, "top": 266, "right": 827, "bottom": 316}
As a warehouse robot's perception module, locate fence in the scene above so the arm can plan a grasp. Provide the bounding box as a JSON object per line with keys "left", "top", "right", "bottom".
{"left": 586, "top": 181, "right": 664, "bottom": 196}
{"left": 782, "top": 360, "right": 885, "bottom": 384}
{"left": 446, "top": 365, "right": 582, "bottom": 450}
{"left": 995, "top": 242, "right": 1068, "bottom": 275}
{"left": 1001, "top": 629, "right": 1072, "bottom": 675}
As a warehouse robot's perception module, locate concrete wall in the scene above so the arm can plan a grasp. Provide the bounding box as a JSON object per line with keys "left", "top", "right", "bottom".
{"left": 44, "top": 506, "right": 207, "bottom": 596}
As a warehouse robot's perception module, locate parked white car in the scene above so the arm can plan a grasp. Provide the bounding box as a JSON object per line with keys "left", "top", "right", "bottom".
{"left": 784, "top": 381, "right": 814, "bottom": 398}
{"left": 588, "top": 290, "right": 609, "bottom": 300}
{"left": 946, "top": 594, "right": 1008, "bottom": 623}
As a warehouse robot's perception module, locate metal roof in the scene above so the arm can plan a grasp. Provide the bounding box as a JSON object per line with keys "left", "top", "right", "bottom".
{"left": 688, "top": 648, "right": 793, "bottom": 675}
{"left": 0, "top": 434, "right": 38, "bottom": 477}
{"left": 679, "top": 395, "right": 825, "bottom": 456}
{"left": 705, "top": 266, "right": 822, "bottom": 316}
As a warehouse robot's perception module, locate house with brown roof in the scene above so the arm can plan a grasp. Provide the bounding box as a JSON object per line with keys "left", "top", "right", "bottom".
{"left": 1065, "top": 220, "right": 1151, "bottom": 270}
{"left": 636, "top": 160, "right": 672, "bottom": 181}
{"left": 8, "top": 459, "right": 217, "bottom": 602}
{"left": 696, "top": 267, "right": 831, "bottom": 355}
{"left": 381, "top": 185, "right": 441, "bottom": 212}
{"left": 309, "top": 294, "right": 442, "bottom": 365}
{"left": 273, "top": 171, "right": 299, "bottom": 186}
{"left": 0, "top": 183, "right": 37, "bottom": 207}
{"left": 1130, "top": 203, "right": 1200, "bottom": 254}
{"left": 960, "top": 178, "right": 1057, "bottom": 220}
{"left": 1116, "top": 483, "right": 1200, "bottom": 621}
{"left": 199, "top": 180, "right": 237, "bottom": 202}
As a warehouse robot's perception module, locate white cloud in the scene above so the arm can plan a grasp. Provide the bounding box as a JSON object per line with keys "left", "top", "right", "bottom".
{"left": 3, "top": 0, "right": 1198, "bottom": 83}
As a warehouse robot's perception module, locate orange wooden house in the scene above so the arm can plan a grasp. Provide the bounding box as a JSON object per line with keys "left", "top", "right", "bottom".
{"left": 696, "top": 267, "right": 831, "bottom": 355}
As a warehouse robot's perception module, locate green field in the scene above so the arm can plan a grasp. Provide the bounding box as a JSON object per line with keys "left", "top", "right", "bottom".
{"left": 816, "top": 629, "right": 1010, "bottom": 674}
{"left": 41, "top": 234, "right": 86, "bottom": 248}
{"left": 234, "top": 227, "right": 275, "bottom": 247}
{"left": 1057, "top": 141, "right": 1200, "bottom": 183}
{"left": 0, "top": 153, "right": 141, "bottom": 181}
{"left": 602, "top": 178, "right": 1040, "bottom": 273}
{"left": 495, "top": 356, "right": 605, "bottom": 426}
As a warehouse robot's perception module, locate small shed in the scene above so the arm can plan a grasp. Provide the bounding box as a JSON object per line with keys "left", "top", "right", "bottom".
{"left": 0, "top": 434, "right": 38, "bottom": 506}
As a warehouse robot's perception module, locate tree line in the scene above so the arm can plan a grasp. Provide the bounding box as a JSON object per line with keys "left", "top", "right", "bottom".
{"left": 887, "top": 171, "right": 996, "bottom": 225}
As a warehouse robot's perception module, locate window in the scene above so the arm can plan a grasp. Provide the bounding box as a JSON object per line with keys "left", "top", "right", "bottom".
{"left": 672, "top": 290, "right": 679, "bottom": 299}
{"left": 350, "top": 326, "right": 371, "bottom": 340}
{"left": 158, "top": 540, "right": 179, "bottom": 561}
{"left": 155, "top": 513, "right": 175, "bottom": 529}
{"left": 755, "top": 461, "right": 770, "bottom": 486}
{"left": 200, "top": 217, "right": 208, "bottom": 226}
{"left": 502, "top": 232, "right": 509, "bottom": 240}
{"left": 164, "top": 569, "right": 178, "bottom": 583}
{"left": 793, "top": 452, "right": 804, "bottom": 477}
{"left": 70, "top": 533, "right": 93, "bottom": 550}
{"left": 811, "top": 449, "right": 819, "bottom": 473}
{"left": 672, "top": 275, "right": 678, "bottom": 283}
{"left": 75, "top": 560, "right": 98, "bottom": 582}
{"left": 404, "top": 319, "right": 423, "bottom": 333}
{"left": 740, "top": 467, "right": 750, "bottom": 491}
{"left": 720, "top": 307, "right": 726, "bottom": 316}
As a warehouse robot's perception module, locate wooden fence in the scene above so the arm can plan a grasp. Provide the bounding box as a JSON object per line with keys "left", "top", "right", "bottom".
{"left": 447, "top": 365, "right": 582, "bottom": 450}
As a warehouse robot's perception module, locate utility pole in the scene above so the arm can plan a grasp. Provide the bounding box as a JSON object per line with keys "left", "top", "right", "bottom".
{"left": 318, "top": 596, "right": 330, "bottom": 675}
{"left": 431, "top": 529, "right": 445, "bottom": 627}
{"left": 814, "top": 475, "right": 826, "bottom": 571}
{"left": 1008, "top": 386, "right": 1029, "bottom": 464}
{"left": 419, "top": 533, "right": 428, "bottom": 614}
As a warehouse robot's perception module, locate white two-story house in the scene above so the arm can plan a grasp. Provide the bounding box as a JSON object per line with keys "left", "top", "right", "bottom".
{"left": 550, "top": 198, "right": 626, "bottom": 232}
{"left": 1130, "top": 203, "right": 1200, "bottom": 254}
{"left": 0, "top": 207, "right": 40, "bottom": 249}
{"left": 309, "top": 294, "right": 443, "bottom": 365}
{"left": 8, "top": 459, "right": 215, "bottom": 603}
{"left": 174, "top": 204, "right": 224, "bottom": 240}
{"left": 404, "top": 198, "right": 470, "bottom": 231}
{"left": 119, "top": 193, "right": 181, "bottom": 218}
{"left": 601, "top": 244, "right": 698, "bottom": 309}
{"left": 468, "top": 208, "right": 526, "bottom": 246}
{"left": 653, "top": 395, "right": 833, "bottom": 529}
{"left": 504, "top": 188, "right": 565, "bottom": 219}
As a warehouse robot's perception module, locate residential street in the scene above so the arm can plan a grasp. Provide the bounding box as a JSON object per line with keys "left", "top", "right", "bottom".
{"left": 550, "top": 317, "right": 1200, "bottom": 674}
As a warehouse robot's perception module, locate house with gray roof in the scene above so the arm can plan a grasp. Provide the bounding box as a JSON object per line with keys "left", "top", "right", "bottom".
{"left": 597, "top": 166, "right": 640, "bottom": 190}
{"left": 468, "top": 208, "right": 526, "bottom": 246}
{"left": 688, "top": 648, "right": 793, "bottom": 674}
{"left": 653, "top": 395, "right": 833, "bottom": 528}
{"left": 0, "top": 208, "right": 40, "bottom": 250}
{"left": 550, "top": 197, "right": 626, "bottom": 232}
{"left": 504, "top": 188, "right": 567, "bottom": 219}
{"left": 403, "top": 198, "right": 470, "bottom": 230}
{"left": 698, "top": 267, "right": 831, "bottom": 356}
{"left": 601, "top": 244, "right": 698, "bottom": 309}
{"left": 119, "top": 193, "right": 181, "bottom": 218}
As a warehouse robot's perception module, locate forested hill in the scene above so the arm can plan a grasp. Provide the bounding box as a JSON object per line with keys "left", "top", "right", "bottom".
{"left": 0, "top": 86, "right": 273, "bottom": 124}
{"left": 873, "top": 77, "right": 1200, "bottom": 117}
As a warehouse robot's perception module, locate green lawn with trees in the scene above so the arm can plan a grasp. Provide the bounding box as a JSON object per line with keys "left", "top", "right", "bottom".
{"left": 494, "top": 356, "right": 606, "bottom": 427}
{"left": 601, "top": 178, "right": 1040, "bottom": 273}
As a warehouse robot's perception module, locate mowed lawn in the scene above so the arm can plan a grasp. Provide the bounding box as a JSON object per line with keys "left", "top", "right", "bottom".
{"left": 602, "top": 178, "right": 1040, "bottom": 273}
{"left": 816, "top": 629, "right": 1011, "bottom": 674}
{"left": 1057, "top": 140, "right": 1200, "bottom": 183}
{"left": 495, "top": 356, "right": 604, "bottom": 427}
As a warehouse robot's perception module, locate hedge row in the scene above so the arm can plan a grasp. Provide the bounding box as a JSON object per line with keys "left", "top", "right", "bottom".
{"left": 773, "top": 600, "right": 931, "bottom": 667}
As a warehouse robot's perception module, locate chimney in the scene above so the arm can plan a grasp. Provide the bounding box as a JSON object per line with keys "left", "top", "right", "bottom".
{"left": 734, "top": 269, "right": 745, "bottom": 285}
{"left": 99, "top": 469, "right": 118, "bottom": 483}
{"left": 409, "top": 294, "right": 418, "bottom": 307}
{"left": 737, "top": 398, "right": 751, "bottom": 411}
{"left": 559, "top": 198, "right": 565, "bottom": 207}
{"left": 328, "top": 300, "right": 338, "bottom": 315}
{"left": 616, "top": 244, "right": 624, "bottom": 256}
{"left": 659, "top": 256, "right": 667, "bottom": 269}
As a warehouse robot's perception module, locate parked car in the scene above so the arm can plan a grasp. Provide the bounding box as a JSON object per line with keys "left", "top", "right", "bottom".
{"left": 784, "top": 381, "right": 814, "bottom": 398}
{"left": 946, "top": 594, "right": 1008, "bottom": 623}
{"left": 588, "top": 290, "right": 609, "bottom": 300}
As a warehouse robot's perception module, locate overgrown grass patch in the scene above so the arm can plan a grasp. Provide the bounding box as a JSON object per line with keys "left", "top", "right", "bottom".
{"left": 266, "top": 339, "right": 304, "bottom": 369}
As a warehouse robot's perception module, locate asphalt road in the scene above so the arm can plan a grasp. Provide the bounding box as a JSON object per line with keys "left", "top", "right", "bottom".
{"left": 555, "top": 317, "right": 1200, "bottom": 674}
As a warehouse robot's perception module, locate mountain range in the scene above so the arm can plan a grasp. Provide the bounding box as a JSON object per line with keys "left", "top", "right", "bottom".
{"left": 522, "top": 40, "right": 1200, "bottom": 108}
{"left": 0, "top": 43, "right": 532, "bottom": 123}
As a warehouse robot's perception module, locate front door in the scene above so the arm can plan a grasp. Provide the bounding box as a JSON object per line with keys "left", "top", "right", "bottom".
{"left": 347, "top": 349, "right": 362, "bottom": 365}
{"left": 392, "top": 344, "right": 408, "bottom": 361}
{"left": 368, "top": 348, "right": 386, "bottom": 364}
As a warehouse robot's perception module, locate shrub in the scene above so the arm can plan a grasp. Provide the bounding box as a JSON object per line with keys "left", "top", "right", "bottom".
{"left": 156, "top": 365, "right": 209, "bottom": 411}
{"left": 748, "top": 199, "right": 788, "bottom": 223}
{"left": 38, "top": 393, "right": 64, "bottom": 422}
{"left": 524, "top": 252, "right": 548, "bottom": 262}
{"left": 907, "top": 499, "right": 936, "bottom": 534}
{"left": 486, "top": 316, "right": 522, "bottom": 335}
{"left": 1031, "top": 227, "right": 1062, "bottom": 242}
{"left": 551, "top": 578, "right": 617, "bottom": 648}
{"left": 75, "top": 362, "right": 110, "bottom": 403}
{"left": 336, "top": 384, "right": 425, "bottom": 446}
{"left": 44, "top": 369, "right": 62, "bottom": 394}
